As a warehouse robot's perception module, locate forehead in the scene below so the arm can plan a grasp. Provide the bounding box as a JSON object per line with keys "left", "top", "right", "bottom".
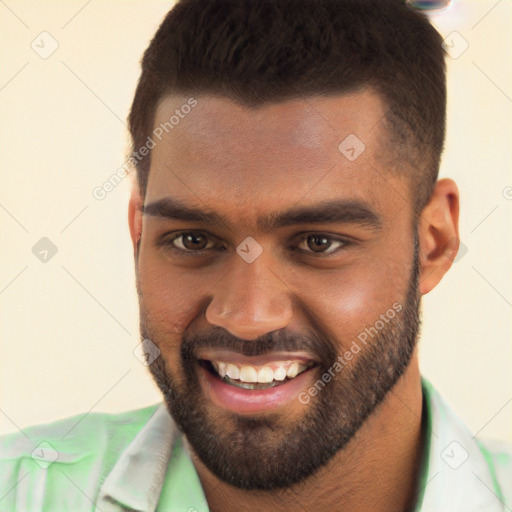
{"left": 146, "top": 91, "right": 408, "bottom": 222}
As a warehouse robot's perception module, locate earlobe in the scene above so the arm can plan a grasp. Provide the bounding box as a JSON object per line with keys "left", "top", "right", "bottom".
{"left": 417, "top": 178, "right": 460, "bottom": 295}
{"left": 128, "top": 182, "right": 143, "bottom": 255}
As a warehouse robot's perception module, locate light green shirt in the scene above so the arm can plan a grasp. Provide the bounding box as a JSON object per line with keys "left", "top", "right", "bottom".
{"left": 1, "top": 378, "right": 511, "bottom": 511}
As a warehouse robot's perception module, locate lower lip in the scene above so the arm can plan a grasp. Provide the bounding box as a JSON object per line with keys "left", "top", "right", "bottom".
{"left": 199, "top": 363, "right": 317, "bottom": 414}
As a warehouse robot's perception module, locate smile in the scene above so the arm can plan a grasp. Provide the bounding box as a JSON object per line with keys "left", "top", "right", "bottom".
{"left": 196, "top": 351, "right": 319, "bottom": 413}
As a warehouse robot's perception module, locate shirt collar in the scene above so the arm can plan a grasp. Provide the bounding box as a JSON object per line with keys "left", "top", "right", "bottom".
{"left": 416, "top": 378, "right": 504, "bottom": 512}
{"left": 96, "top": 403, "right": 207, "bottom": 512}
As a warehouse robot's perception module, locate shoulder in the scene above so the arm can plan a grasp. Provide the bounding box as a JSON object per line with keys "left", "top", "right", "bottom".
{"left": 421, "top": 378, "right": 512, "bottom": 511}
{"left": 0, "top": 404, "right": 161, "bottom": 511}
{"left": 477, "top": 436, "right": 512, "bottom": 506}
{"left": 0, "top": 403, "right": 160, "bottom": 461}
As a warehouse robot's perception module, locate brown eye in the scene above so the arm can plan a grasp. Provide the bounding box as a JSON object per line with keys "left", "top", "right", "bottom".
{"left": 173, "top": 232, "right": 211, "bottom": 251}
{"left": 306, "top": 234, "right": 332, "bottom": 253}
{"left": 295, "top": 233, "right": 349, "bottom": 256}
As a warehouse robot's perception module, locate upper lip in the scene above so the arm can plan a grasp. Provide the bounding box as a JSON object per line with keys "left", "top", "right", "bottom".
{"left": 196, "top": 349, "right": 319, "bottom": 366}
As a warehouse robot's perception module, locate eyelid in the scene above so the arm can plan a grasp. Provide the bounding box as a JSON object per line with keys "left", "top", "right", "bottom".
{"left": 292, "top": 232, "right": 353, "bottom": 257}
{"left": 159, "top": 230, "right": 223, "bottom": 253}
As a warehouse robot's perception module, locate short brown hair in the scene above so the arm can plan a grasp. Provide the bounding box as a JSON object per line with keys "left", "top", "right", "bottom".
{"left": 128, "top": 0, "right": 446, "bottom": 210}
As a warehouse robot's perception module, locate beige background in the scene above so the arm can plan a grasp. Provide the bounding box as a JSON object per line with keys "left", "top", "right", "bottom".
{"left": 1, "top": 1, "right": 511, "bottom": 442}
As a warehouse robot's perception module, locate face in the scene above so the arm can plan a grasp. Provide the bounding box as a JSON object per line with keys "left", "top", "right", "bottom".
{"left": 134, "top": 91, "right": 422, "bottom": 490}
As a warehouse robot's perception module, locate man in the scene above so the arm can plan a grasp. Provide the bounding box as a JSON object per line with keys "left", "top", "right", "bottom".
{"left": 1, "top": 0, "right": 511, "bottom": 510}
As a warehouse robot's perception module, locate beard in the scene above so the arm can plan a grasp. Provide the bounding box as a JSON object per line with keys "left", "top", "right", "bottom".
{"left": 137, "top": 236, "right": 421, "bottom": 491}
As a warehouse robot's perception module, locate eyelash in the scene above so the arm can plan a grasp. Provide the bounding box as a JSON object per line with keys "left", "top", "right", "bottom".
{"left": 158, "top": 231, "right": 353, "bottom": 258}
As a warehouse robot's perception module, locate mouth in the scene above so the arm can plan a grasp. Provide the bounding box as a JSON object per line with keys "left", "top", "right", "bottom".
{"left": 196, "top": 350, "right": 319, "bottom": 413}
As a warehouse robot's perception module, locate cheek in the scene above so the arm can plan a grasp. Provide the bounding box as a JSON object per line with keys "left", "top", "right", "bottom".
{"left": 137, "top": 251, "right": 215, "bottom": 336}
{"left": 290, "top": 254, "right": 411, "bottom": 350}
{"left": 137, "top": 257, "right": 204, "bottom": 380}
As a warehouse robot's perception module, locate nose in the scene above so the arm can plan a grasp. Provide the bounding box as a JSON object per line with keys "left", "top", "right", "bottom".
{"left": 205, "top": 256, "right": 293, "bottom": 340}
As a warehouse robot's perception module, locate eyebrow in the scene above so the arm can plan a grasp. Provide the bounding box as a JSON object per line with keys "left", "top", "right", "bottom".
{"left": 142, "top": 197, "right": 382, "bottom": 231}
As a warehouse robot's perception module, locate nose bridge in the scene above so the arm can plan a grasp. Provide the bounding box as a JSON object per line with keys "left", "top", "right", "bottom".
{"left": 205, "top": 255, "right": 293, "bottom": 340}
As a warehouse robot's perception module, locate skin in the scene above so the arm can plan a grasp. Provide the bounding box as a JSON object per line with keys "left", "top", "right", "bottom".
{"left": 128, "top": 90, "right": 459, "bottom": 512}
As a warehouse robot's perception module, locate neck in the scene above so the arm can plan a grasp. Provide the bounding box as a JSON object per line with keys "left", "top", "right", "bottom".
{"left": 186, "top": 353, "right": 425, "bottom": 512}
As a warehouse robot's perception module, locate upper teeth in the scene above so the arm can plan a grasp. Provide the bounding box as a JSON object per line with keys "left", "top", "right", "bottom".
{"left": 210, "top": 361, "right": 310, "bottom": 384}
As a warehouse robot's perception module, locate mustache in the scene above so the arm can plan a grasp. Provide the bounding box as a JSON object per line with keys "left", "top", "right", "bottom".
{"left": 180, "top": 326, "right": 337, "bottom": 362}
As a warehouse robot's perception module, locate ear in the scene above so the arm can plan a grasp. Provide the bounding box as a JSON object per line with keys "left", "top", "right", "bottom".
{"left": 128, "top": 181, "right": 143, "bottom": 256}
{"left": 417, "top": 178, "right": 460, "bottom": 295}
